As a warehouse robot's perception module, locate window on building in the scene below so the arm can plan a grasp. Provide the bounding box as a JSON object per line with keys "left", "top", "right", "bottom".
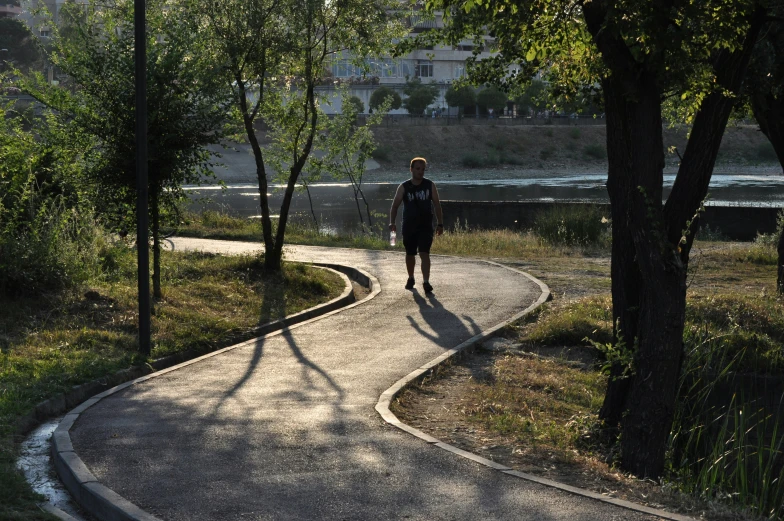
{"left": 40, "top": 30, "right": 50, "bottom": 38}
{"left": 454, "top": 65, "right": 465, "bottom": 79}
{"left": 332, "top": 59, "right": 363, "bottom": 78}
{"left": 416, "top": 61, "right": 433, "bottom": 78}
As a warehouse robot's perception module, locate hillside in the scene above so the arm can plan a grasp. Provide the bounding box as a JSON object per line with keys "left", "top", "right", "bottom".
{"left": 212, "top": 122, "right": 781, "bottom": 184}
{"left": 368, "top": 122, "right": 780, "bottom": 174}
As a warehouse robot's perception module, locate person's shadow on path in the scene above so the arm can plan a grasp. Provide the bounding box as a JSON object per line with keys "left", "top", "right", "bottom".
{"left": 407, "top": 290, "right": 482, "bottom": 349}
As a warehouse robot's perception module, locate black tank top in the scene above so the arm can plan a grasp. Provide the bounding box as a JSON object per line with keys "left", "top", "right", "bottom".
{"left": 402, "top": 178, "right": 434, "bottom": 232}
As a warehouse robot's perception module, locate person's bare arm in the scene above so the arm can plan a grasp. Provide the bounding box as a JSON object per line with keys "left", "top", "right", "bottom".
{"left": 432, "top": 182, "right": 444, "bottom": 236}
{"left": 389, "top": 184, "right": 405, "bottom": 232}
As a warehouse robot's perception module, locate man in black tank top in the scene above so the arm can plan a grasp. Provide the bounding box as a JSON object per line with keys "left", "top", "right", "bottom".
{"left": 389, "top": 157, "right": 444, "bottom": 293}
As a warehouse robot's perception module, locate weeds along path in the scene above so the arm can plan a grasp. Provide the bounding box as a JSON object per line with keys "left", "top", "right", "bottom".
{"left": 65, "top": 238, "right": 661, "bottom": 521}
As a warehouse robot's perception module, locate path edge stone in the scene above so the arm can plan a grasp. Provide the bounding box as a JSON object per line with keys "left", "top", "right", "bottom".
{"left": 44, "top": 263, "right": 380, "bottom": 521}
{"left": 374, "top": 260, "right": 697, "bottom": 521}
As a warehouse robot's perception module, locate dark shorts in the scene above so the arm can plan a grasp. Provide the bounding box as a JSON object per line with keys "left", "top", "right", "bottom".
{"left": 402, "top": 228, "right": 434, "bottom": 256}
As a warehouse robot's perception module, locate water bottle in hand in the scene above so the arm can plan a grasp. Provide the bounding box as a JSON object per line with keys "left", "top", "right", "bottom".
{"left": 390, "top": 231, "right": 396, "bottom": 246}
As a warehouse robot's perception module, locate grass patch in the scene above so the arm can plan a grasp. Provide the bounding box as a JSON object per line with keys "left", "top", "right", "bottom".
{"left": 0, "top": 245, "right": 343, "bottom": 520}
{"left": 569, "top": 128, "right": 581, "bottom": 140}
{"left": 176, "top": 210, "right": 616, "bottom": 261}
{"left": 465, "top": 355, "right": 605, "bottom": 452}
{"left": 533, "top": 205, "right": 610, "bottom": 247}
{"left": 470, "top": 239, "right": 784, "bottom": 518}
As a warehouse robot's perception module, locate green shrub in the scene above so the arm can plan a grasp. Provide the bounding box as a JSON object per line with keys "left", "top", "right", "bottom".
{"left": 371, "top": 145, "right": 391, "bottom": 162}
{"left": 461, "top": 152, "right": 485, "bottom": 167}
{"left": 539, "top": 146, "right": 555, "bottom": 160}
{"left": 569, "top": 128, "right": 581, "bottom": 139}
{"left": 0, "top": 193, "right": 102, "bottom": 296}
{"left": 500, "top": 152, "right": 524, "bottom": 165}
{"left": 583, "top": 144, "right": 606, "bottom": 160}
{"left": 756, "top": 142, "right": 778, "bottom": 162}
{"left": 533, "top": 204, "right": 610, "bottom": 246}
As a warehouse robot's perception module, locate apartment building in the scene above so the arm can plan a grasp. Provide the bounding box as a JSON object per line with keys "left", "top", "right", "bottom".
{"left": 0, "top": 1, "right": 23, "bottom": 18}
{"left": 320, "top": 13, "right": 494, "bottom": 114}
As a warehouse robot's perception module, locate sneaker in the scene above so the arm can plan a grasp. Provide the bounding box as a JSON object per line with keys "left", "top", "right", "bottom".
{"left": 405, "top": 278, "right": 415, "bottom": 290}
{"left": 423, "top": 281, "right": 433, "bottom": 293}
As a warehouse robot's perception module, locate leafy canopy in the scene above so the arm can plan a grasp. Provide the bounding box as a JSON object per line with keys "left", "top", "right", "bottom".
{"left": 402, "top": 77, "right": 439, "bottom": 115}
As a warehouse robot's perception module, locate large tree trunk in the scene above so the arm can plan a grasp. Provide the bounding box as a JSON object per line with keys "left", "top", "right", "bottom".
{"left": 749, "top": 46, "right": 784, "bottom": 293}
{"left": 606, "top": 73, "right": 686, "bottom": 480}
{"left": 598, "top": 77, "right": 640, "bottom": 429}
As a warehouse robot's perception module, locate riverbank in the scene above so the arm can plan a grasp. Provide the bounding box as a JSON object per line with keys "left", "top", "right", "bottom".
{"left": 209, "top": 123, "right": 782, "bottom": 185}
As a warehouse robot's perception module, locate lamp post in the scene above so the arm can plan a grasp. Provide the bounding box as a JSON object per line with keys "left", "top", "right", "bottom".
{"left": 135, "top": 0, "right": 150, "bottom": 355}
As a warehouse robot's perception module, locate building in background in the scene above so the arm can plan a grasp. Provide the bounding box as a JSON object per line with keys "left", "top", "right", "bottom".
{"left": 319, "top": 12, "right": 494, "bottom": 115}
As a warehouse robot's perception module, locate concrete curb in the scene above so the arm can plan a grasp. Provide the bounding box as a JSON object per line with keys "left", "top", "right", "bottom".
{"left": 48, "top": 263, "right": 380, "bottom": 521}
{"left": 374, "top": 260, "right": 697, "bottom": 521}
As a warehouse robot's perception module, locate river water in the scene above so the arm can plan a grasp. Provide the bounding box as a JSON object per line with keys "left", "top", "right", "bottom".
{"left": 186, "top": 172, "right": 784, "bottom": 234}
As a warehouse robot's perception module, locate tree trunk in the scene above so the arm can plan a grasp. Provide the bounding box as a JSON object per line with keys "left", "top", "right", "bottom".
{"left": 749, "top": 43, "right": 784, "bottom": 293}
{"left": 304, "top": 183, "right": 319, "bottom": 229}
{"left": 353, "top": 187, "right": 365, "bottom": 228}
{"left": 602, "top": 73, "right": 687, "bottom": 479}
{"left": 357, "top": 186, "right": 373, "bottom": 229}
{"left": 583, "top": 0, "right": 765, "bottom": 478}
{"left": 151, "top": 187, "right": 162, "bottom": 300}
{"left": 666, "top": 12, "right": 766, "bottom": 262}
{"left": 236, "top": 77, "right": 275, "bottom": 261}
{"left": 268, "top": 75, "right": 319, "bottom": 271}
{"left": 598, "top": 77, "right": 640, "bottom": 429}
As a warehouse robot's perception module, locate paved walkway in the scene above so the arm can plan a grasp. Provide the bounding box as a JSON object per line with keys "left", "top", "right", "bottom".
{"left": 68, "top": 239, "right": 662, "bottom": 521}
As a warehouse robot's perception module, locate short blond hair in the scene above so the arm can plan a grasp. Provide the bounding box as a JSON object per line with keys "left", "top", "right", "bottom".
{"left": 410, "top": 157, "right": 427, "bottom": 169}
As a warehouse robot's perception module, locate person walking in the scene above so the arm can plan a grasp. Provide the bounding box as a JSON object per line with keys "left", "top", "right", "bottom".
{"left": 389, "top": 157, "right": 444, "bottom": 293}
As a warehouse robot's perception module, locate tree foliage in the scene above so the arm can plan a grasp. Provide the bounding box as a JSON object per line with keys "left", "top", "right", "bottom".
{"left": 402, "top": 77, "right": 439, "bottom": 115}
{"left": 476, "top": 85, "right": 507, "bottom": 113}
{"left": 313, "top": 90, "right": 390, "bottom": 231}
{"left": 0, "top": 18, "right": 42, "bottom": 73}
{"left": 187, "top": 0, "right": 403, "bottom": 270}
{"left": 347, "top": 95, "right": 364, "bottom": 114}
{"left": 444, "top": 84, "right": 476, "bottom": 109}
{"left": 24, "top": 0, "right": 232, "bottom": 297}
{"left": 369, "top": 85, "right": 402, "bottom": 111}
{"left": 0, "top": 102, "right": 99, "bottom": 296}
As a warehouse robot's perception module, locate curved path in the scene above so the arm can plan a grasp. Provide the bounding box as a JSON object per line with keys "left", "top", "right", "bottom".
{"left": 66, "top": 239, "right": 662, "bottom": 521}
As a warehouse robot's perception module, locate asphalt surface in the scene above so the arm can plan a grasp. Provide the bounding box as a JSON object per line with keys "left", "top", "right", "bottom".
{"left": 69, "top": 239, "right": 662, "bottom": 521}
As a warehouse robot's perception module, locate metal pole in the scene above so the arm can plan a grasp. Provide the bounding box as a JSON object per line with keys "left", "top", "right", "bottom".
{"left": 135, "top": 0, "right": 150, "bottom": 355}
